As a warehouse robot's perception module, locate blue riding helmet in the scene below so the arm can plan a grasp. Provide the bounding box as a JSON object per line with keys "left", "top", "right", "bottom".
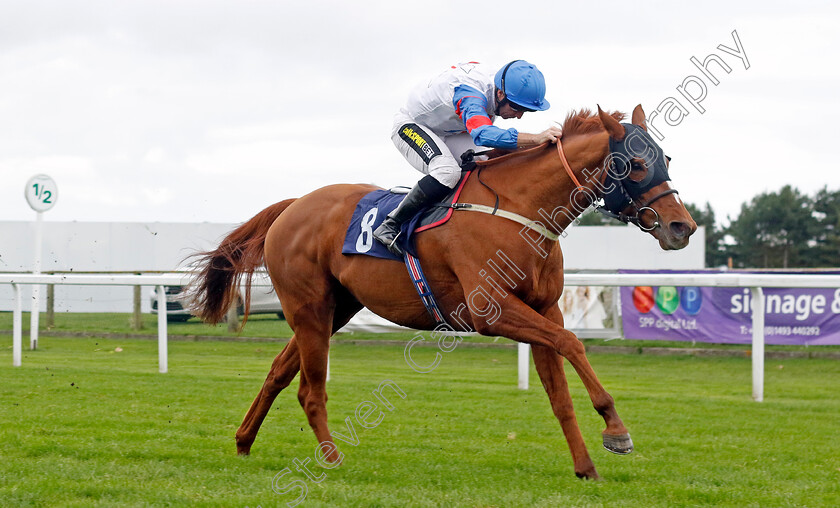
{"left": 494, "top": 60, "right": 550, "bottom": 112}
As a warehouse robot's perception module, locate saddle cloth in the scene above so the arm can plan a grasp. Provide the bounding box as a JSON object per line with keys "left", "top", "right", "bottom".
{"left": 341, "top": 171, "right": 472, "bottom": 260}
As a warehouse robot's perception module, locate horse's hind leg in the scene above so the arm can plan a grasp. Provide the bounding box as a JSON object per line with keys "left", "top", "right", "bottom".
{"left": 235, "top": 297, "right": 361, "bottom": 456}
{"left": 295, "top": 294, "right": 362, "bottom": 451}
{"left": 236, "top": 337, "right": 301, "bottom": 455}
{"left": 294, "top": 313, "right": 342, "bottom": 462}
{"left": 531, "top": 344, "right": 599, "bottom": 480}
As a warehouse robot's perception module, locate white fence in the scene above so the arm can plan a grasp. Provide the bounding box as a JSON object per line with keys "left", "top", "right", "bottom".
{"left": 3, "top": 272, "right": 839, "bottom": 401}
{"left": 1, "top": 273, "right": 190, "bottom": 373}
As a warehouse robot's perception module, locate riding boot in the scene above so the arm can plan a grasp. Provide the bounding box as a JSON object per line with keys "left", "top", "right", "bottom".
{"left": 373, "top": 175, "right": 451, "bottom": 256}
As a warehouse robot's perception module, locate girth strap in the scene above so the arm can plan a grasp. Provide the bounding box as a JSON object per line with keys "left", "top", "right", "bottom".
{"left": 404, "top": 253, "right": 449, "bottom": 327}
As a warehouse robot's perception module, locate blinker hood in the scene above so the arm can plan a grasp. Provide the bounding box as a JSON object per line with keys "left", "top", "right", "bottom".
{"left": 601, "top": 123, "right": 672, "bottom": 214}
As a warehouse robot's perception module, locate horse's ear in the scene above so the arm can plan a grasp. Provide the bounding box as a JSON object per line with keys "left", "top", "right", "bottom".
{"left": 631, "top": 104, "right": 647, "bottom": 132}
{"left": 597, "top": 105, "right": 625, "bottom": 140}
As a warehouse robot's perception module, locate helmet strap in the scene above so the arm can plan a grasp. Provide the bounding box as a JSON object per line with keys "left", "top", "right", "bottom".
{"left": 494, "top": 88, "right": 507, "bottom": 116}
{"left": 496, "top": 60, "right": 522, "bottom": 115}
{"left": 499, "top": 60, "right": 520, "bottom": 96}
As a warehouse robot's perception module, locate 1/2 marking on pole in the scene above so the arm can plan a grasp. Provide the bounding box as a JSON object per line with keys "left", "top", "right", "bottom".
{"left": 25, "top": 174, "right": 59, "bottom": 212}
{"left": 24, "top": 174, "right": 59, "bottom": 350}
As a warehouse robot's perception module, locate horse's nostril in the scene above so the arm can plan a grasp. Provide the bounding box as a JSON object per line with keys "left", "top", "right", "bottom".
{"left": 669, "top": 221, "right": 692, "bottom": 238}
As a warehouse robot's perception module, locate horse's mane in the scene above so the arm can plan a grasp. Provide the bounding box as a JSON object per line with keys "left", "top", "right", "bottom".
{"left": 479, "top": 108, "right": 626, "bottom": 166}
{"left": 560, "top": 109, "right": 625, "bottom": 139}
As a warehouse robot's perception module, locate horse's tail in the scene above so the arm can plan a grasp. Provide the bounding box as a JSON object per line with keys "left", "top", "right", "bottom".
{"left": 187, "top": 199, "right": 296, "bottom": 325}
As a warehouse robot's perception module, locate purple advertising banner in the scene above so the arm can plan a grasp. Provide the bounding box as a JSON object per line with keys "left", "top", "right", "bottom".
{"left": 619, "top": 270, "right": 840, "bottom": 345}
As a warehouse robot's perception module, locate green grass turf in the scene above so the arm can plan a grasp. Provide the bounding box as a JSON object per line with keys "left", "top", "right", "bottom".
{"left": 2, "top": 334, "right": 839, "bottom": 507}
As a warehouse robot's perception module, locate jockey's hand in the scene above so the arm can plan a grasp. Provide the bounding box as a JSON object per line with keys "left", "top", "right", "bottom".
{"left": 538, "top": 126, "right": 564, "bottom": 144}
{"left": 517, "top": 126, "right": 564, "bottom": 148}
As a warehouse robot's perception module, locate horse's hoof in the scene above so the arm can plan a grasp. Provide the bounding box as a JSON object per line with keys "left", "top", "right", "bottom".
{"left": 602, "top": 432, "right": 633, "bottom": 455}
{"left": 575, "top": 469, "right": 601, "bottom": 480}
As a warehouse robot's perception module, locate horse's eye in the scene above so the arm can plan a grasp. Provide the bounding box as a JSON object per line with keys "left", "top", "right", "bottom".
{"left": 628, "top": 161, "right": 648, "bottom": 182}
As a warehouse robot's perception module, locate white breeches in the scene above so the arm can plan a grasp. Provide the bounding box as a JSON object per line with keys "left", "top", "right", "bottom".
{"left": 390, "top": 112, "right": 480, "bottom": 189}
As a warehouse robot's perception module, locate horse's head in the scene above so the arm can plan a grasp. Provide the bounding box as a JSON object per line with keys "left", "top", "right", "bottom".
{"left": 597, "top": 105, "right": 697, "bottom": 250}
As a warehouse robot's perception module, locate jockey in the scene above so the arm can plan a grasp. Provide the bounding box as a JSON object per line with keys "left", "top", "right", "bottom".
{"left": 374, "top": 60, "right": 563, "bottom": 256}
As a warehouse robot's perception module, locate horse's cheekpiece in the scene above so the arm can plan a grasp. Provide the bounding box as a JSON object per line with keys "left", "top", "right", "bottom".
{"left": 598, "top": 123, "right": 678, "bottom": 231}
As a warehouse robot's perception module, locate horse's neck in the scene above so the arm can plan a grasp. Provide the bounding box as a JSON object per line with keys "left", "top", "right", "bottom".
{"left": 478, "top": 132, "right": 609, "bottom": 232}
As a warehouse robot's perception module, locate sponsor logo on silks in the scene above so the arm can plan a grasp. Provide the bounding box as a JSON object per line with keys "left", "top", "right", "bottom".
{"left": 402, "top": 126, "right": 435, "bottom": 158}
{"left": 400, "top": 124, "right": 440, "bottom": 163}
{"left": 421, "top": 143, "right": 435, "bottom": 159}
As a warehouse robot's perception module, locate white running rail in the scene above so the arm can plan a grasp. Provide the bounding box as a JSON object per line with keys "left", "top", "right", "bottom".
{"left": 3, "top": 272, "right": 839, "bottom": 401}
{"left": 2, "top": 273, "right": 190, "bottom": 373}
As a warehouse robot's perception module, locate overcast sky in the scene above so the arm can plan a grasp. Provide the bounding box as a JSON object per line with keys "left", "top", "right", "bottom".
{"left": 1, "top": 0, "right": 837, "bottom": 227}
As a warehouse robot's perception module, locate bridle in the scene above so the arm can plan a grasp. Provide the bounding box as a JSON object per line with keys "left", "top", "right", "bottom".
{"left": 554, "top": 132, "right": 678, "bottom": 232}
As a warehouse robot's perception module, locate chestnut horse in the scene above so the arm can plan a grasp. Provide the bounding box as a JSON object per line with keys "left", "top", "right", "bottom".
{"left": 189, "top": 105, "right": 696, "bottom": 479}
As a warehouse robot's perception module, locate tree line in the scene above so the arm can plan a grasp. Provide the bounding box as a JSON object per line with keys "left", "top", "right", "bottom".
{"left": 577, "top": 185, "right": 840, "bottom": 269}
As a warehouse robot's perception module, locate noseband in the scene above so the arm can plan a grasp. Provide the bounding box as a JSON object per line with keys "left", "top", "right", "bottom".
{"left": 596, "top": 188, "right": 678, "bottom": 232}
{"left": 555, "top": 125, "right": 679, "bottom": 232}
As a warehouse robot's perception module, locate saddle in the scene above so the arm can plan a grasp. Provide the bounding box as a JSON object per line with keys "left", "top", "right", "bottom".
{"left": 341, "top": 171, "right": 472, "bottom": 261}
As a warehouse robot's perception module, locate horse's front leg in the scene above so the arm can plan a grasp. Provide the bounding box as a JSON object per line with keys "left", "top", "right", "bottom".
{"left": 468, "top": 296, "right": 632, "bottom": 456}
{"left": 541, "top": 305, "right": 632, "bottom": 455}
{"left": 531, "top": 344, "right": 600, "bottom": 479}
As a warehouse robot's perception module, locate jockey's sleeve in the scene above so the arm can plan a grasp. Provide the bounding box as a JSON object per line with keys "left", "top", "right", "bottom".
{"left": 453, "top": 85, "right": 518, "bottom": 149}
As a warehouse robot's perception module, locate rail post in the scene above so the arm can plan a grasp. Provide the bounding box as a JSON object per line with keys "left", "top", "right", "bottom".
{"left": 518, "top": 343, "right": 530, "bottom": 390}
{"left": 30, "top": 211, "right": 43, "bottom": 350}
{"left": 46, "top": 283, "right": 55, "bottom": 328}
{"left": 132, "top": 284, "right": 143, "bottom": 330}
{"left": 13, "top": 283, "right": 22, "bottom": 367}
{"left": 156, "top": 285, "right": 168, "bottom": 373}
{"left": 751, "top": 287, "right": 765, "bottom": 402}
{"left": 226, "top": 296, "right": 239, "bottom": 332}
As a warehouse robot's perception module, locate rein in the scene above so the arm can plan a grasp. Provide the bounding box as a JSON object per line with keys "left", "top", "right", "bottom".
{"left": 555, "top": 138, "right": 584, "bottom": 189}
